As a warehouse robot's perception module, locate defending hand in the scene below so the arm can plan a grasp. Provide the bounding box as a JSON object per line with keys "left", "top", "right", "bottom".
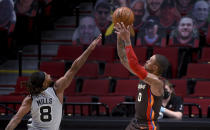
{"left": 89, "top": 34, "right": 102, "bottom": 51}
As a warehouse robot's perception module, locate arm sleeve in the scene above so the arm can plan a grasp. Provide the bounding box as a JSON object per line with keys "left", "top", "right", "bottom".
{"left": 125, "top": 45, "right": 148, "bottom": 80}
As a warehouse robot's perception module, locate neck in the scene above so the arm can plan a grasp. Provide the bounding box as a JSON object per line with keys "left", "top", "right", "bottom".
{"left": 162, "top": 96, "right": 170, "bottom": 107}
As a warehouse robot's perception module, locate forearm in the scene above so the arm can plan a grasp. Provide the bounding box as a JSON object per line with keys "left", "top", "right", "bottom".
{"left": 117, "top": 36, "right": 135, "bottom": 73}
{"left": 125, "top": 45, "right": 148, "bottom": 80}
{"left": 5, "top": 116, "right": 22, "bottom": 130}
{"left": 117, "top": 36, "right": 127, "bottom": 63}
{"left": 164, "top": 108, "right": 183, "bottom": 120}
{"left": 65, "top": 46, "right": 93, "bottom": 78}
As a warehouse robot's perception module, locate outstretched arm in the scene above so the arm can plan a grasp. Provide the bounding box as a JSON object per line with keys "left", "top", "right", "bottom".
{"left": 115, "top": 23, "right": 163, "bottom": 96}
{"left": 5, "top": 96, "right": 32, "bottom": 130}
{"left": 54, "top": 34, "right": 102, "bottom": 101}
{"left": 117, "top": 35, "right": 135, "bottom": 74}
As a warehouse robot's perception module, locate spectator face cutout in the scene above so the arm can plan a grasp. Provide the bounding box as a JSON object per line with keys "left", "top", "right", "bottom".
{"left": 145, "top": 19, "right": 158, "bottom": 39}
{"left": 79, "top": 17, "right": 96, "bottom": 44}
{"left": 147, "top": 0, "right": 164, "bottom": 12}
{"left": 95, "top": 2, "right": 110, "bottom": 26}
{"left": 131, "top": 1, "right": 145, "bottom": 25}
{"left": 178, "top": 17, "right": 193, "bottom": 39}
{"left": 177, "top": 0, "right": 192, "bottom": 7}
{"left": 19, "top": 0, "right": 34, "bottom": 7}
{"left": 193, "top": 1, "right": 209, "bottom": 22}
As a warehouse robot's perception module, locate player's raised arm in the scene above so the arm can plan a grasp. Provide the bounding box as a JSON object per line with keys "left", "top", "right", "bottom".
{"left": 54, "top": 34, "right": 102, "bottom": 94}
{"left": 115, "top": 23, "right": 165, "bottom": 96}
{"left": 5, "top": 96, "right": 32, "bottom": 130}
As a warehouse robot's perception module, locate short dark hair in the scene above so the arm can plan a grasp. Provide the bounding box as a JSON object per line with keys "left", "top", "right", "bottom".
{"left": 27, "top": 71, "right": 45, "bottom": 96}
{"left": 155, "top": 54, "right": 170, "bottom": 75}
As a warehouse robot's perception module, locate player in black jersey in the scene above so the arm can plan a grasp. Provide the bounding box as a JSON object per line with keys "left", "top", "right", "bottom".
{"left": 115, "top": 22, "right": 169, "bottom": 130}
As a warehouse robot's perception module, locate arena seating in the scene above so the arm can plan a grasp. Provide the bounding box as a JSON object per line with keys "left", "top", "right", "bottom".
{"left": 169, "top": 79, "right": 188, "bottom": 98}
{"left": 186, "top": 63, "right": 210, "bottom": 79}
{"left": 54, "top": 45, "right": 83, "bottom": 61}
{"left": 153, "top": 47, "right": 179, "bottom": 78}
{"left": 101, "top": 62, "right": 130, "bottom": 78}
{"left": 39, "top": 61, "right": 65, "bottom": 79}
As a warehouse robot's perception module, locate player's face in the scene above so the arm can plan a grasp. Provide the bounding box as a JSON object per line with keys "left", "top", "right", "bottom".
{"left": 43, "top": 72, "right": 53, "bottom": 89}
{"left": 79, "top": 17, "right": 95, "bottom": 44}
{"left": 177, "top": 0, "right": 191, "bottom": 7}
{"left": 178, "top": 18, "right": 193, "bottom": 39}
{"left": 193, "top": 2, "right": 209, "bottom": 21}
{"left": 144, "top": 55, "right": 157, "bottom": 73}
{"left": 147, "top": 0, "right": 164, "bottom": 12}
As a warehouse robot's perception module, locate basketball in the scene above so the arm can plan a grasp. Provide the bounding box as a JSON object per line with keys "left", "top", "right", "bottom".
{"left": 112, "top": 7, "right": 134, "bottom": 27}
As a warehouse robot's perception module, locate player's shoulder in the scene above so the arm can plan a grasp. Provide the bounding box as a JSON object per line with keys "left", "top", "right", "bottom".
{"left": 21, "top": 95, "right": 33, "bottom": 106}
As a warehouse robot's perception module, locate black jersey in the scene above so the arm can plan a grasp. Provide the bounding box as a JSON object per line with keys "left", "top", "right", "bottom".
{"left": 134, "top": 81, "right": 162, "bottom": 129}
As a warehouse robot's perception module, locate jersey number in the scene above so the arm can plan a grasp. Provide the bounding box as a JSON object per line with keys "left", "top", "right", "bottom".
{"left": 138, "top": 92, "right": 142, "bottom": 102}
{"left": 40, "top": 106, "right": 52, "bottom": 122}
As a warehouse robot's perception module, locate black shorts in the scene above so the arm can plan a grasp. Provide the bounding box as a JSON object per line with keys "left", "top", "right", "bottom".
{"left": 125, "top": 118, "right": 159, "bottom": 130}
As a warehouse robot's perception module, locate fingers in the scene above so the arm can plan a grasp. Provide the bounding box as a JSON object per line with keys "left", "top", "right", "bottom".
{"left": 114, "top": 22, "right": 130, "bottom": 32}
{"left": 92, "top": 34, "right": 102, "bottom": 45}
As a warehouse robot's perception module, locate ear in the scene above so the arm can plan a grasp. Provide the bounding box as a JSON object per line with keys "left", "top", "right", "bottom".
{"left": 153, "top": 64, "right": 159, "bottom": 74}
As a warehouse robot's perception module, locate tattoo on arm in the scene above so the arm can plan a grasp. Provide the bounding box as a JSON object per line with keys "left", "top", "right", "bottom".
{"left": 117, "top": 38, "right": 128, "bottom": 63}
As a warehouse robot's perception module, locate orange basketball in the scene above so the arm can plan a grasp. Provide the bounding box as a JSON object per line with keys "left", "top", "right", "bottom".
{"left": 112, "top": 7, "right": 134, "bottom": 27}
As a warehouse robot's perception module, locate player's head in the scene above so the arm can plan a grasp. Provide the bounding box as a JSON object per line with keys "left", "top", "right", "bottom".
{"left": 27, "top": 71, "right": 53, "bottom": 96}
{"left": 144, "top": 54, "right": 169, "bottom": 76}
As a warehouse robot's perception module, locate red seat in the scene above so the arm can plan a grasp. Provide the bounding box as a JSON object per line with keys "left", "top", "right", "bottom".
{"left": 0, "top": 95, "right": 25, "bottom": 114}
{"left": 186, "top": 63, "right": 210, "bottom": 79}
{"left": 10, "top": 76, "right": 29, "bottom": 95}
{"left": 153, "top": 47, "right": 179, "bottom": 78}
{"left": 102, "top": 63, "right": 130, "bottom": 78}
{"left": 191, "top": 81, "right": 210, "bottom": 97}
{"left": 65, "top": 96, "right": 92, "bottom": 115}
{"left": 184, "top": 97, "right": 210, "bottom": 116}
{"left": 99, "top": 96, "right": 125, "bottom": 113}
{"left": 54, "top": 45, "right": 83, "bottom": 61}
{"left": 114, "top": 79, "right": 139, "bottom": 98}
{"left": 80, "top": 79, "right": 110, "bottom": 96}
{"left": 199, "top": 47, "right": 210, "bottom": 63}
{"left": 133, "top": 47, "right": 148, "bottom": 65}
{"left": 39, "top": 61, "right": 65, "bottom": 79}
{"left": 76, "top": 63, "right": 99, "bottom": 78}
{"left": 64, "top": 79, "right": 77, "bottom": 96}
{"left": 169, "top": 79, "right": 187, "bottom": 98}
{"left": 88, "top": 46, "right": 116, "bottom": 62}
